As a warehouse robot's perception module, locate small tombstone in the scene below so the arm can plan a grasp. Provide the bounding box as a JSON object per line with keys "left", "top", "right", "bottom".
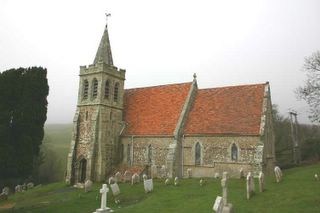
{"left": 246, "top": 172, "right": 255, "bottom": 200}
{"left": 22, "top": 183, "right": 27, "bottom": 191}
{"left": 124, "top": 170, "right": 132, "bottom": 183}
{"left": 165, "top": 178, "right": 170, "bottom": 185}
{"left": 2, "top": 187, "right": 9, "bottom": 196}
{"left": 200, "top": 179, "right": 203, "bottom": 186}
{"left": 274, "top": 166, "right": 282, "bottom": 183}
{"left": 110, "top": 183, "right": 120, "bottom": 196}
{"left": 27, "top": 182, "right": 34, "bottom": 190}
{"left": 15, "top": 185, "right": 22, "bottom": 193}
{"left": 131, "top": 173, "right": 140, "bottom": 185}
{"left": 151, "top": 165, "right": 158, "bottom": 178}
{"left": 239, "top": 168, "right": 244, "bottom": 179}
{"left": 114, "top": 172, "right": 121, "bottom": 183}
{"left": 144, "top": 179, "right": 153, "bottom": 193}
{"left": 187, "top": 168, "right": 192, "bottom": 178}
{"left": 214, "top": 172, "right": 220, "bottom": 179}
{"left": 108, "top": 176, "right": 116, "bottom": 185}
{"left": 258, "top": 172, "right": 264, "bottom": 192}
{"left": 142, "top": 174, "right": 148, "bottom": 181}
{"left": 84, "top": 180, "right": 93, "bottom": 193}
{"left": 93, "top": 184, "right": 112, "bottom": 213}
{"left": 160, "top": 165, "right": 167, "bottom": 178}
{"left": 174, "top": 177, "right": 179, "bottom": 186}
{"left": 315, "top": 174, "right": 319, "bottom": 181}
{"left": 213, "top": 196, "right": 223, "bottom": 213}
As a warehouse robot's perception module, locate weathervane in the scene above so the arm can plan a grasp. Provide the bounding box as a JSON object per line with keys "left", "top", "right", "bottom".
{"left": 105, "top": 13, "right": 111, "bottom": 25}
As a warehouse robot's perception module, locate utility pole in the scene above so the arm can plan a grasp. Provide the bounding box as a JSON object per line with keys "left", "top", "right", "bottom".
{"left": 289, "top": 111, "right": 300, "bottom": 165}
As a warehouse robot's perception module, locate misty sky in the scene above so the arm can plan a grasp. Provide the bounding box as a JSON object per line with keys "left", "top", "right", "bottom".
{"left": 1, "top": 0, "right": 320, "bottom": 124}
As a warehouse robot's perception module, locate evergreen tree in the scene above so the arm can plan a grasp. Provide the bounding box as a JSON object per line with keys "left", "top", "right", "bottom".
{"left": 0, "top": 67, "right": 49, "bottom": 181}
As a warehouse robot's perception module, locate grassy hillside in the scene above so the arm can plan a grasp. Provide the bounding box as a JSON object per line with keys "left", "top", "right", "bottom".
{"left": 39, "top": 124, "right": 72, "bottom": 182}
{"left": 1, "top": 164, "right": 320, "bottom": 213}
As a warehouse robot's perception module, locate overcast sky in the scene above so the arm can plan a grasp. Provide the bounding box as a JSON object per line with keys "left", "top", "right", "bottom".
{"left": 1, "top": 0, "right": 320, "bottom": 124}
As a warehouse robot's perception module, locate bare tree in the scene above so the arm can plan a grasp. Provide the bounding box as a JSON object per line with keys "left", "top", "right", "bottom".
{"left": 297, "top": 51, "right": 320, "bottom": 123}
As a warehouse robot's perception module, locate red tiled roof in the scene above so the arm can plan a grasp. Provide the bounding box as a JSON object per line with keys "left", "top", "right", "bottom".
{"left": 123, "top": 82, "right": 192, "bottom": 135}
{"left": 184, "top": 84, "right": 266, "bottom": 135}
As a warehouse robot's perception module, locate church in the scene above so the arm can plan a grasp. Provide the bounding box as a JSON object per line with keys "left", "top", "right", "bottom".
{"left": 65, "top": 20, "right": 276, "bottom": 185}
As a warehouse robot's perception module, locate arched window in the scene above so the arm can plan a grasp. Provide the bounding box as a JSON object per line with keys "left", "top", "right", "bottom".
{"left": 147, "top": 145, "right": 152, "bottom": 164}
{"left": 195, "top": 142, "right": 201, "bottom": 166}
{"left": 104, "top": 80, "right": 110, "bottom": 99}
{"left": 114, "top": 82, "right": 119, "bottom": 102}
{"left": 92, "top": 78, "right": 98, "bottom": 99}
{"left": 83, "top": 80, "right": 89, "bottom": 99}
{"left": 231, "top": 143, "right": 238, "bottom": 161}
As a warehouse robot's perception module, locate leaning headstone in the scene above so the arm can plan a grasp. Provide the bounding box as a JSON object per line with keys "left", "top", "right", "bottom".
{"left": 214, "top": 172, "right": 220, "bottom": 179}
{"left": 187, "top": 168, "right": 192, "bottom": 178}
{"left": 108, "top": 176, "right": 116, "bottom": 185}
{"left": 27, "top": 182, "right": 34, "bottom": 190}
{"left": 315, "top": 174, "right": 319, "bottom": 181}
{"left": 258, "top": 172, "right": 264, "bottom": 192}
{"left": 2, "top": 187, "right": 9, "bottom": 196}
{"left": 246, "top": 172, "right": 255, "bottom": 200}
{"left": 15, "top": 185, "right": 22, "bottom": 193}
{"left": 84, "top": 180, "right": 93, "bottom": 193}
{"left": 151, "top": 165, "right": 158, "bottom": 178}
{"left": 124, "top": 170, "right": 132, "bottom": 183}
{"left": 165, "top": 178, "right": 170, "bottom": 185}
{"left": 131, "top": 173, "right": 140, "bottom": 185}
{"left": 160, "top": 165, "right": 167, "bottom": 178}
{"left": 114, "top": 172, "right": 121, "bottom": 183}
{"left": 110, "top": 183, "right": 120, "bottom": 196}
{"left": 144, "top": 179, "right": 153, "bottom": 193}
{"left": 93, "top": 184, "right": 112, "bottom": 213}
{"left": 213, "top": 196, "right": 223, "bottom": 213}
{"left": 142, "top": 174, "right": 148, "bottom": 181}
{"left": 274, "top": 166, "right": 282, "bottom": 183}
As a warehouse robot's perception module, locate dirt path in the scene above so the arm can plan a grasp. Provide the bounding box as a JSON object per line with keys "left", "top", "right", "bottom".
{"left": 0, "top": 202, "right": 15, "bottom": 210}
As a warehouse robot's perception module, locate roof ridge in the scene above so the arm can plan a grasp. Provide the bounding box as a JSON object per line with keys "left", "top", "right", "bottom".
{"left": 199, "top": 82, "right": 267, "bottom": 91}
{"left": 125, "top": 81, "right": 192, "bottom": 91}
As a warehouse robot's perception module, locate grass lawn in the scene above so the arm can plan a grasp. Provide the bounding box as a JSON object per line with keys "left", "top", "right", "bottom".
{"left": 1, "top": 163, "right": 320, "bottom": 213}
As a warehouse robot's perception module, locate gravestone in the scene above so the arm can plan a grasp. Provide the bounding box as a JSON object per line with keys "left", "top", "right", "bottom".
{"left": 246, "top": 172, "right": 255, "bottom": 200}
{"left": 213, "top": 196, "right": 223, "bottom": 213}
{"left": 124, "top": 170, "right": 132, "bottom": 183}
{"left": 187, "top": 168, "right": 192, "bottom": 178}
{"left": 239, "top": 168, "right": 244, "bottom": 179}
{"left": 274, "top": 166, "right": 282, "bottom": 183}
{"left": 131, "top": 173, "right": 140, "bottom": 185}
{"left": 258, "top": 172, "right": 264, "bottom": 192}
{"left": 174, "top": 177, "right": 179, "bottom": 186}
{"left": 151, "top": 165, "right": 158, "bottom": 178}
{"left": 93, "top": 184, "right": 113, "bottom": 213}
{"left": 214, "top": 172, "right": 220, "bottom": 179}
{"left": 200, "top": 179, "right": 203, "bottom": 186}
{"left": 2, "top": 187, "right": 9, "bottom": 196}
{"left": 114, "top": 172, "right": 121, "bottom": 183}
{"left": 84, "top": 180, "right": 93, "bottom": 192}
{"left": 143, "top": 174, "right": 148, "bottom": 181}
{"left": 108, "top": 176, "right": 116, "bottom": 185}
{"left": 110, "top": 183, "right": 120, "bottom": 196}
{"left": 144, "top": 179, "right": 153, "bottom": 193}
{"left": 315, "top": 174, "right": 319, "bottom": 181}
{"left": 15, "top": 185, "right": 22, "bottom": 193}
{"left": 218, "top": 172, "right": 233, "bottom": 213}
{"left": 160, "top": 165, "right": 167, "bottom": 178}
{"left": 27, "top": 182, "right": 34, "bottom": 190}
{"left": 165, "top": 178, "right": 170, "bottom": 185}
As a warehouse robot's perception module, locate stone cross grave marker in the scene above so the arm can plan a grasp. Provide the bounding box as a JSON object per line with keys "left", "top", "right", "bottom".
{"left": 144, "top": 179, "right": 153, "bottom": 193}
{"left": 93, "top": 184, "right": 113, "bottom": 213}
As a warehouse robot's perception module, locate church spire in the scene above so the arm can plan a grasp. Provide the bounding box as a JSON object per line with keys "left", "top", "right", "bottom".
{"left": 93, "top": 14, "right": 113, "bottom": 65}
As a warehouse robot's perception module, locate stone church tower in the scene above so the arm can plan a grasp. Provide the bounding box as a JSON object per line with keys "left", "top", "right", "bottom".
{"left": 66, "top": 21, "right": 126, "bottom": 184}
